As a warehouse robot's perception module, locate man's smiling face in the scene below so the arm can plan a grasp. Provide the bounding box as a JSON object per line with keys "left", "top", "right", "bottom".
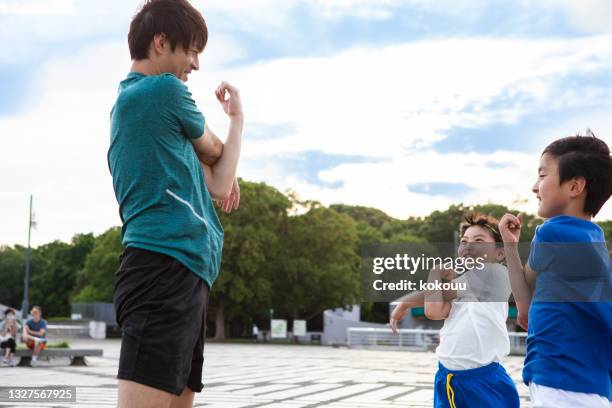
{"left": 168, "top": 44, "right": 200, "bottom": 82}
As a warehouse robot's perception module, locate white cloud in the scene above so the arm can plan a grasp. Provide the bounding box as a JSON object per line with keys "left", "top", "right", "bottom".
{"left": 0, "top": 0, "right": 78, "bottom": 15}
{"left": 191, "top": 35, "right": 612, "bottom": 158}
{"left": 546, "top": 0, "right": 612, "bottom": 33}
{"left": 309, "top": 0, "right": 483, "bottom": 20}
{"left": 197, "top": 0, "right": 296, "bottom": 29}
{"left": 195, "top": 35, "right": 612, "bottom": 220}
{"left": 2, "top": 28, "right": 612, "bottom": 246}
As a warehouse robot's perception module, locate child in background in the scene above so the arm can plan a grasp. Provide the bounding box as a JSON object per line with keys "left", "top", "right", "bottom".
{"left": 499, "top": 134, "right": 612, "bottom": 407}
{"left": 0, "top": 308, "right": 19, "bottom": 366}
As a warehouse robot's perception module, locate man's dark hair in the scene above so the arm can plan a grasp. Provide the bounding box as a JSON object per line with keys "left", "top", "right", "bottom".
{"left": 128, "top": 0, "right": 208, "bottom": 60}
{"left": 4, "top": 308, "right": 15, "bottom": 317}
{"left": 459, "top": 212, "right": 503, "bottom": 244}
{"left": 543, "top": 131, "right": 612, "bottom": 216}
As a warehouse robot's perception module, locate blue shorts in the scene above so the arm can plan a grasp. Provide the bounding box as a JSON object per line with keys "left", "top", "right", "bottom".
{"left": 434, "top": 362, "right": 520, "bottom": 408}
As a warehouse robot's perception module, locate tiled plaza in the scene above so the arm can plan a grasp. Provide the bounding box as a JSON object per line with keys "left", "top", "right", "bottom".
{"left": 0, "top": 339, "right": 531, "bottom": 407}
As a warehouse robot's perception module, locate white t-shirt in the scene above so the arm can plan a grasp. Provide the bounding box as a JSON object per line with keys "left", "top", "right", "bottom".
{"left": 435, "top": 263, "right": 512, "bottom": 370}
{"left": 528, "top": 382, "right": 610, "bottom": 408}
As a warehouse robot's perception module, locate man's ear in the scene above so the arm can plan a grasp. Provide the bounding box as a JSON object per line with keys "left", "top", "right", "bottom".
{"left": 151, "top": 33, "right": 167, "bottom": 56}
{"left": 568, "top": 176, "right": 587, "bottom": 197}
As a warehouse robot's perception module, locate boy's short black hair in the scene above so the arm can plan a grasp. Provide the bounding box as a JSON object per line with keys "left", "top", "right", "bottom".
{"left": 543, "top": 131, "right": 612, "bottom": 216}
{"left": 128, "top": 0, "right": 208, "bottom": 60}
{"left": 4, "top": 308, "right": 15, "bottom": 317}
{"left": 459, "top": 212, "right": 503, "bottom": 244}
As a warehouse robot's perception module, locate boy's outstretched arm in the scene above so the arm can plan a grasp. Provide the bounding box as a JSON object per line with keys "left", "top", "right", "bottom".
{"left": 499, "top": 213, "right": 532, "bottom": 330}
{"left": 390, "top": 290, "right": 456, "bottom": 333}
{"left": 391, "top": 269, "right": 458, "bottom": 333}
{"left": 390, "top": 291, "right": 424, "bottom": 334}
{"left": 424, "top": 268, "right": 452, "bottom": 320}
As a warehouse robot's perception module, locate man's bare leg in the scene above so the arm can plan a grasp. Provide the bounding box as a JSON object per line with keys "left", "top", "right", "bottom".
{"left": 169, "top": 387, "right": 195, "bottom": 408}
{"left": 117, "top": 379, "right": 174, "bottom": 408}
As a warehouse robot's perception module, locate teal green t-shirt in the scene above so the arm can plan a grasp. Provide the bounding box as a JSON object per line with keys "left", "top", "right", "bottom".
{"left": 108, "top": 72, "right": 223, "bottom": 288}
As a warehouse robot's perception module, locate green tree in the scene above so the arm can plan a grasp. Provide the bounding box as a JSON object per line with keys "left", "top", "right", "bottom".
{"left": 273, "top": 207, "right": 361, "bottom": 323}
{"left": 73, "top": 227, "right": 122, "bottom": 303}
{"left": 210, "top": 180, "right": 291, "bottom": 340}
{"left": 0, "top": 245, "right": 25, "bottom": 309}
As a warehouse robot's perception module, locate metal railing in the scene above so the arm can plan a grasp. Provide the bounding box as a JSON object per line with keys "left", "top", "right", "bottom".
{"left": 71, "top": 302, "right": 117, "bottom": 326}
{"left": 46, "top": 324, "right": 90, "bottom": 340}
{"left": 347, "top": 328, "right": 528, "bottom": 355}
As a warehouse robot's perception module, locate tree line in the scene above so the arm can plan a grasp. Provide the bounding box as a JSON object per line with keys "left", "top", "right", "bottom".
{"left": 2, "top": 179, "right": 610, "bottom": 338}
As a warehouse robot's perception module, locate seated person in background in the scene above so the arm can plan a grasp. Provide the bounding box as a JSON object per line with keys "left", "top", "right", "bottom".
{"left": 22, "top": 305, "right": 48, "bottom": 366}
{"left": 0, "top": 308, "right": 19, "bottom": 366}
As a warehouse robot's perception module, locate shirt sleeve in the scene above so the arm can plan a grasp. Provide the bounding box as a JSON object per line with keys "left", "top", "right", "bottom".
{"left": 162, "top": 74, "right": 205, "bottom": 140}
{"left": 528, "top": 224, "right": 555, "bottom": 273}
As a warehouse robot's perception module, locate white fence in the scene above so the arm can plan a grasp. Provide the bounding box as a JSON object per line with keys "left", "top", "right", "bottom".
{"left": 347, "top": 328, "right": 528, "bottom": 355}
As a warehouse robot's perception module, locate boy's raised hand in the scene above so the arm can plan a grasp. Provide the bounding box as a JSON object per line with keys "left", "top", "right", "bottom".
{"left": 499, "top": 213, "right": 523, "bottom": 244}
{"left": 390, "top": 305, "right": 408, "bottom": 335}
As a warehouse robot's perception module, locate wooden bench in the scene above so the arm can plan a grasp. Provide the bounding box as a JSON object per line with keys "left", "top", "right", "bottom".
{"left": 14, "top": 348, "right": 103, "bottom": 366}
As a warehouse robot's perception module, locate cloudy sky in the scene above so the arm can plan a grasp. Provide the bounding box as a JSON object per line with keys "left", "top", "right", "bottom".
{"left": 1, "top": 0, "right": 612, "bottom": 247}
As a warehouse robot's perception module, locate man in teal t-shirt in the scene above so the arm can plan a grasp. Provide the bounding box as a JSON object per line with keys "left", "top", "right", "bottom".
{"left": 108, "top": 1, "right": 243, "bottom": 407}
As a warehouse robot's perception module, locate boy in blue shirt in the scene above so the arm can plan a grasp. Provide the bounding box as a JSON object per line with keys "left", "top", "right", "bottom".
{"left": 21, "top": 306, "right": 48, "bottom": 367}
{"left": 499, "top": 133, "right": 612, "bottom": 407}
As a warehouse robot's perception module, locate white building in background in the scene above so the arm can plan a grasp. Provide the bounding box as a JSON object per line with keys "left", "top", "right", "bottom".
{"left": 322, "top": 304, "right": 391, "bottom": 345}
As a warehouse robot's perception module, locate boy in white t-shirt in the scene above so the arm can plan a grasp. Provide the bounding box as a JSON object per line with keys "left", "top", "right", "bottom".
{"left": 391, "top": 212, "right": 520, "bottom": 407}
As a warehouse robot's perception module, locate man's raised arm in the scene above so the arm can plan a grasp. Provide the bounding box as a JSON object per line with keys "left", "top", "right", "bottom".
{"left": 193, "top": 125, "right": 224, "bottom": 166}
{"left": 190, "top": 81, "right": 243, "bottom": 201}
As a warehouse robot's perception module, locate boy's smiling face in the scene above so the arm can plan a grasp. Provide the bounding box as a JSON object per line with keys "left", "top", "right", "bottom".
{"left": 533, "top": 153, "right": 584, "bottom": 218}
{"left": 458, "top": 225, "right": 504, "bottom": 264}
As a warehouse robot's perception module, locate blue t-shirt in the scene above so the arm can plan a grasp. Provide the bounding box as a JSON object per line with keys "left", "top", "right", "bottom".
{"left": 525, "top": 215, "right": 612, "bottom": 399}
{"left": 26, "top": 319, "right": 47, "bottom": 338}
{"left": 108, "top": 72, "right": 224, "bottom": 287}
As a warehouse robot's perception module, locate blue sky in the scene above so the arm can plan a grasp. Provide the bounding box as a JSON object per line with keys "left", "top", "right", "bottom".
{"left": 1, "top": 0, "right": 612, "bottom": 246}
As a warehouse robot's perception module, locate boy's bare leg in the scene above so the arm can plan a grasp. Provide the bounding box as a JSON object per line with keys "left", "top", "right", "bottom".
{"left": 33, "top": 341, "right": 44, "bottom": 357}
{"left": 170, "top": 387, "right": 196, "bottom": 408}
{"left": 117, "top": 379, "right": 173, "bottom": 408}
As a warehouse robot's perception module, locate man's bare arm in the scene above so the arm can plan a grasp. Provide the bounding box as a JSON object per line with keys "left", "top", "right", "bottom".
{"left": 191, "top": 124, "right": 224, "bottom": 166}
{"left": 192, "top": 82, "right": 243, "bottom": 200}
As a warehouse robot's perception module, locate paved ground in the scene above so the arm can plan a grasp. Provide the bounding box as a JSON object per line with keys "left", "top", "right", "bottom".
{"left": 0, "top": 339, "right": 531, "bottom": 407}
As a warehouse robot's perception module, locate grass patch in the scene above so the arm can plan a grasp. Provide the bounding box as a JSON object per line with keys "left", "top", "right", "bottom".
{"left": 46, "top": 317, "right": 72, "bottom": 322}
{"left": 47, "top": 341, "right": 70, "bottom": 348}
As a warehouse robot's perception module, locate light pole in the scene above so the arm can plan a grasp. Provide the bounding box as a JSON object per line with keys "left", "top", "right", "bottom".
{"left": 21, "top": 195, "right": 34, "bottom": 320}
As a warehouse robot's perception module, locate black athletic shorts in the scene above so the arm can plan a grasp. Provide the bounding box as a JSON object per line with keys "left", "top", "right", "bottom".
{"left": 113, "top": 246, "right": 209, "bottom": 395}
